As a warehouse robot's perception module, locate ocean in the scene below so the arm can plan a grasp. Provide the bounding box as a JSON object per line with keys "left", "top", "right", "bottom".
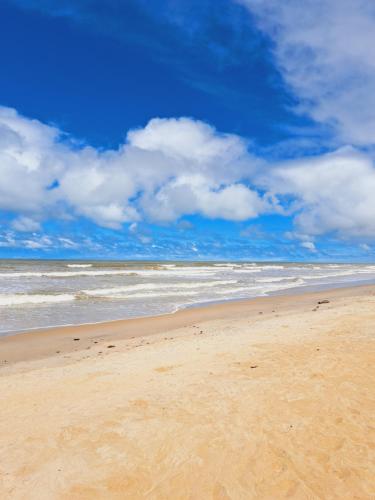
{"left": 1, "top": 259, "right": 375, "bottom": 335}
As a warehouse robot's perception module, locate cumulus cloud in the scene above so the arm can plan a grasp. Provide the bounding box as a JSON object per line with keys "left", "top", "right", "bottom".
{"left": 239, "top": 0, "right": 375, "bottom": 145}
{"left": 0, "top": 107, "right": 62, "bottom": 214}
{"left": 4, "top": 105, "right": 375, "bottom": 243}
{"left": 262, "top": 147, "right": 375, "bottom": 239}
{"left": 128, "top": 117, "right": 247, "bottom": 164}
{"left": 140, "top": 176, "right": 266, "bottom": 223}
{"left": 228, "top": 0, "right": 375, "bottom": 243}
{"left": 0, "top": 106, "right": 263, "bottom": 229}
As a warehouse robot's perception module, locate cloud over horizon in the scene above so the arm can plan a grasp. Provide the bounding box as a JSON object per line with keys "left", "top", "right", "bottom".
{"left": 2, "top": 105, "right": 375, "bottom": 247}
{"left": 0, "top": 106, "right": 264, "bottom": 230}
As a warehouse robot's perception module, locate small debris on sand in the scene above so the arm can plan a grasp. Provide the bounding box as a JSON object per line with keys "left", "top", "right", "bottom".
{"left": 318, "top": 299, "right": 330, "bottom": 305}
{"left": 107, "top": 345, "right": 116, "bottom": 349}
{"left": 73, "top": 338, "right": 80, "bottom": 341}
{"left": 250, "top": 365, "right": 258, "bottom": 369}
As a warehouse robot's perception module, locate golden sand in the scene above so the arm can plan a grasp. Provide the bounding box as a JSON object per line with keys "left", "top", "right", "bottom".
{"left": 1, "top": 286, "right": 375, "bottom": 499}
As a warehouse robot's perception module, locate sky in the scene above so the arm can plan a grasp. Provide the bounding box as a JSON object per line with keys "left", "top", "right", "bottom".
{"left": 1, "top": 0, "right": 375, "bottom": 261}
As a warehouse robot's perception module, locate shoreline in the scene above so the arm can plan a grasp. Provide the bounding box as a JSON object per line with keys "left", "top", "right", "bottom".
{"left": 1, "top": 282, "right": 374, "bottom": 366}
{"left": 3, "top": 276, "right": 375, "bottom": 339}
{"left": 2, "top": 259, "right": 375, "bottom": 338}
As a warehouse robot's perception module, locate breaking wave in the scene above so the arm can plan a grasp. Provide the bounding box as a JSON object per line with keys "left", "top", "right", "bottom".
{"left": 0, "top": 293, "right": 75, "bottom": 306}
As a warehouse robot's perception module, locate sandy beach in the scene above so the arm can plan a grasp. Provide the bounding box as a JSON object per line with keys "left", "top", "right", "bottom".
{"left": 1, "top": 285, "right": 375, "bottom": 499}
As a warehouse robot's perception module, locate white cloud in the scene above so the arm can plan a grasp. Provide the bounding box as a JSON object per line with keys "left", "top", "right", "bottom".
{"left": 300, "top": 241, "right": 317, "bottom": 252}
{"left": 261, "top": 147, "right": 375, "bottom": 238}
{"left": 11, "top": 216, "right": 41, "bottom": 232}
{"left": 4, "top": 105, "right": 375, "bottom": 243}
{"left": 128, "top": 117, "right": 247, "bottom": 164}
{"left": 58, "top": 237, "right": 80, "bottom": 249}
{"left": 0, "top": 106, "right": 263, "bottom": 228}
{"left": 239, "top": 0, "right": 375, "bottom": 145}
{"left": 229, "top": 1, "right": 375, "bottom": 242}
{"left": 140, "top": 176, "right": 265, "bottom": 222}
{"left": 0, "top": 231, "right": 81, "bottom": 251}
{"left": 0, "top": 107, "right": 62, "bottom": 214}
{"left": 195, "top": 183, "right": 264, "bottom": 220}
{"left": 0, "top": 232, "right": 16, "bottom": 248}
{"left": 23, "top": 235, "right": 53, "bottom": 250}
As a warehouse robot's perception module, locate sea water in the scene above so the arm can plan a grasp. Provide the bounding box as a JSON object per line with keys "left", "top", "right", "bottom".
{"left": 1, "top": 259, "right": 375, "bottom": 334}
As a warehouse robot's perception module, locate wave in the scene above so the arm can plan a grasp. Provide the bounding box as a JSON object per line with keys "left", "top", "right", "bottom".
{"left": 8, "top": 263, "right": 365, "bottom": 280}
{"left": 301, "top": 270, "right": 374, "bottom": 280}
{"left": 254, "top": 269, "right": 375, "bottom": 284}
{"left": 0, "top": 293, "right": 75, "bottom": 306}
{"left": 0, "top": 280, "right": 239, "bottom": 307}
{"left": 66, "top": 264, "right": 93, "bottom": 268}
{"left": 130, "top": 269, "right": 219, "bottom": 277}
{"left": 233, "top": 268, "right": 262, "bottom": 274}
{"left": 216, "top": 279, "right": 305, "bottom": 295}
{"left": 255, "top": 276, "right": 302, "bottom": 283}
{"left": 100, "top": 290, "right": 200, "bottom": 299}
{"left": 0, "top": 267, "right": 223, "bottom": 279}
{"left": 0, "top": 270, "right": 139, "bottom": 278}
{"left": 82, "top": 280, "right": 238, "bottom": 296}
{"left": 255, "top": 265, "right": 286, "bottom": 270}
{"left": 213, "top": 263, "right": 238, "bottom": 267}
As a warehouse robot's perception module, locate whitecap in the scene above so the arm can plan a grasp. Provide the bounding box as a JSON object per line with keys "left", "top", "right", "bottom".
{"left": 0, "top": 293, "right": 75, "bottom": 307}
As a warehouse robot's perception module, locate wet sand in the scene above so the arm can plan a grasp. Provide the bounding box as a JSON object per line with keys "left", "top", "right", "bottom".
{"left": 1, "top": 285, "right": 375, "bottom": 498}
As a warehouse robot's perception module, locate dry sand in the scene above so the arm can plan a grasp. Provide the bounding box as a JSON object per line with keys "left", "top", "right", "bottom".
{"left": 1, "top": 285, "right": 375, "bottom": 499}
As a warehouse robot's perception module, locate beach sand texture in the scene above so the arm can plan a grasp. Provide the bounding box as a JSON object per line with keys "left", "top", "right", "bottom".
{"left": 1, "top": 286, "right": 375, "bottom": 499}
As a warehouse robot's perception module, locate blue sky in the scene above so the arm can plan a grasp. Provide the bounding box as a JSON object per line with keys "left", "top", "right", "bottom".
{"left": 1, "top": 0, "right": 375, "bottom": 261}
